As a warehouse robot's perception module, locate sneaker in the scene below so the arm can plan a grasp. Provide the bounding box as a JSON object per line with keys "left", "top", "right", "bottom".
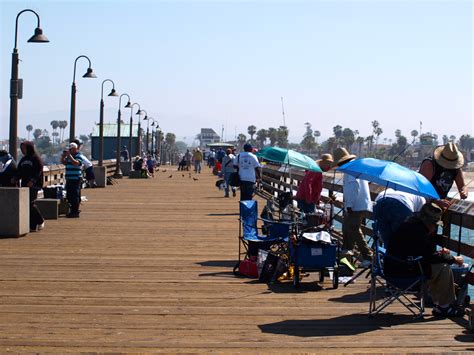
{"left": 37, "top": 222, "right": 45, "bottom": 231}
{"left": 30, "top": 227, "right": 37, "bottom": 232}
{"left": 66, "top": 213, "right": 80, "bottom": 218}
{"left": 432, "top": 304, "right": 465, "bottom": 318}
{"left": 232, "top": 190, "right": 236, "bottom": 197}
{"left": 359, "top": 259, "right": 372, "bottom": 268}
{"left": 224, "top": 194, "right": 229, "bottom": 198}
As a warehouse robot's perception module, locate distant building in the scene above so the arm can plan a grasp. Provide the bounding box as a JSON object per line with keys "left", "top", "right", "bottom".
{"left": 91, "top": 123, "right": 140, "bottom": 160}
{"left": 200, "top": 128, "right": 220, "bottom": 147}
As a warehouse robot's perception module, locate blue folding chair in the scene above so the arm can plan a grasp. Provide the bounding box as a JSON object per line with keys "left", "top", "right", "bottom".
{"left": 369, "top": 237, "right": 426, "bottom": 318}
{"left": 234, "top": 200, "right": 291, "bottom": 274}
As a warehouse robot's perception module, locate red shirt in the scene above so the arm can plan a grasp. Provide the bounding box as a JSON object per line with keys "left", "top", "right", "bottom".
{"left": 295, "top": 171, "right": 323, "bottom": 204}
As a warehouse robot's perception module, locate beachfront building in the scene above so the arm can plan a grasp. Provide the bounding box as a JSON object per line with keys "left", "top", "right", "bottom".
{"left": 91, "top": 123, "right": 140, "bottom": 161}
{"left": 199, "top": 128, "right": 220, "bottom": 147}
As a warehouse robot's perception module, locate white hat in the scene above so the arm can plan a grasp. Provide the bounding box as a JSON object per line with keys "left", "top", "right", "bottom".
{"left": 69, "top": 142, "right": 78, "bottom": 149}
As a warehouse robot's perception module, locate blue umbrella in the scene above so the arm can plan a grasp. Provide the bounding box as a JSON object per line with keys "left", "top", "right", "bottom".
{"left": 336, "top": 158, "right": 439, "bottom": 199}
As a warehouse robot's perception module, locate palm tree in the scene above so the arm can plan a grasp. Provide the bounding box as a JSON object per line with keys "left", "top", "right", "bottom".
{"left": 268, "top": 127, "right": 278, "bottom": 146}
{"left": 356, "top": 136, "right": 365, "bottom": 156}
{"left": 58, "top": 120, "right": 68, "bottom": 143}
{"left": 449, "top": 135, "right": 456, "bottom": 143}
{"left": 313, "top": 130, "right": 321, "bottom": 143}
{"left": 410, "top": 130, "right": 418, "bottom": 144}
{"left": 50, "top": 120, "right": 59, "bottom": 144}
{"left": 26, "top": 125, "right": 33, "bottom": 140}
{"left": 442, "top": 135, "right": 449, "bottom": 145}
{"left": 256, "top": 129, "right": 267, "bottom": 148}
{"left": 247, "top": 125, "right": 257, "bottom": 142}
{"left": 33, "top": 128, "right": 42, "bottom": 141}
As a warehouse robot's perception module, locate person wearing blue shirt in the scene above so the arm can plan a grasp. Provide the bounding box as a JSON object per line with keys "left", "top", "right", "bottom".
{"left": 61, "top": 142, "right": 83, "bottom": 218}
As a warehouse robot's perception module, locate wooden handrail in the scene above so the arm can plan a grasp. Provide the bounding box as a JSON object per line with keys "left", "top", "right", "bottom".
{"left": 261, "top": 164, "right": 474, "bottom": 258}
{"left": 43, "top": 159, "right": 117, "bottom": 185}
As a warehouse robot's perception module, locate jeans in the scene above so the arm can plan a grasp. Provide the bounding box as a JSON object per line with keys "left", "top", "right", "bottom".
{"left": 240, "top": 181, "right": 255, "bottom": 201}
{"left": 194, "top": 160, "right": 202, "bottom": 173}
{"left": 373, "top": 198, "right": 413, "bottom": 245}
{"left": 224, "top": 172, "right": 236, "bottom": 196}
{"left": 29, "top": 188, "right": 44, "bottom": 229}
{"left": 66, "top": 179, "right": 81, "bottom": 215}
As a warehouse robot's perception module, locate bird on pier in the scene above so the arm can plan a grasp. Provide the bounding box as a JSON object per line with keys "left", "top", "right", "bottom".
{"left": 182, "top": 174, "right": 185, "bottom": 177}
{"left": 162, "top": 169, "right": 167, "bottom": 173}
{"left": 193, "top": 177, "right": 198, "bottom": 181}
{"left": 168, "top": 175, "right": 173, "bottom": 178}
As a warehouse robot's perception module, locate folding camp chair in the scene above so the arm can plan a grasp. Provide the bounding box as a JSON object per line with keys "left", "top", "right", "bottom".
{"left": 234, "top": 200, "right": 291, "bottom": 276}
{"left": 369, "top": 237, "right": 426, "bottom": 318}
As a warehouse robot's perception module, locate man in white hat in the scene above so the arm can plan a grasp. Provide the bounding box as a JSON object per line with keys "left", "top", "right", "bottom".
{"left": 334, "top": 147, "right": 373, "bottom": 267}
{"left": 419, "top": 142, "right": 468, "bottom": 200}
{"left": 61, "top": 142, "right": 83, "bottom": 218}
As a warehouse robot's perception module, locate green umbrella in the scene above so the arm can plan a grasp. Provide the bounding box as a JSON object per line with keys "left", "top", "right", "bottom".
{"left": 256, "top": 146, "right": 322, "bottom": 172}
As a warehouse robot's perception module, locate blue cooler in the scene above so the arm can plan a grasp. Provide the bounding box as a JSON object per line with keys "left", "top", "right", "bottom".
{"left": 291, "top": 239, "right": 338, "bottom": 269}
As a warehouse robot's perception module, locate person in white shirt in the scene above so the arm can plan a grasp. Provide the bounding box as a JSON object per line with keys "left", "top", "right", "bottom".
{"left": 234, "top": 143, "right": 261, "bottom": 201}
{"left": 373, "top": 188, "right": 425, "bottom": 245}
{"left": 221, "top": 148, "right": 236, "bottom": 198}
{"left": 334, "top": 148, "right": 373, "bottom": 267}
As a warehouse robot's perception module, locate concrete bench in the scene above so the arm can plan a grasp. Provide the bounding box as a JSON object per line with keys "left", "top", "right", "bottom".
{"left": 35, "top": 198, "right": 60, "bottom": 220}
{"left": 129, "top": 170, "right": 148, "bottom": 179}
{"left": 120, "top": 161, "right": 132, "bottom": 176}
{"left": 0, "top": 187, "right": 30, "bottom": 237}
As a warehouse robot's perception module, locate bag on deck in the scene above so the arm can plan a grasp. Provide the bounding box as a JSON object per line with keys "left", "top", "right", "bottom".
{"left": 238, "top": 256, "right": 258, "bottom": 278}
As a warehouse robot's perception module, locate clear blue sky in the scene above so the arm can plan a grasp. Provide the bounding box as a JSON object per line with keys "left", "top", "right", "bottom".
{"left": 1, "top": 0, "right": 472, "bottom": 145}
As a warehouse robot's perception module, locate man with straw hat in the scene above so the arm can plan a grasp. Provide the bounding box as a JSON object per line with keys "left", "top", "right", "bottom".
{"left": 419, "top": 142, "right": 468, "bottom": 200}
{"left": 385, "top": 202, "right": 465, "bottom": 318}
{"left": 295, "top": 153, "right": 333, "bottom": 213}
{"left": 334, "top": 147, "right": 373, "bottom": 267}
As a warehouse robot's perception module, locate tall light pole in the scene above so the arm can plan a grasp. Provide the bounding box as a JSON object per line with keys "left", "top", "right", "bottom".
{"left": 114, "top": 93, "right": 131, "bottom": 178}
{"left": 9, "top": 9, "right": 49, "bottom": 160}
{"left": 99, "top": 79, "right": 118, "bottom": 166}
{"left": 70, "top": 55, "right": 96, "bottom": 142}
{"left": 143, "top": 113, "right": 153, "bottom": 153}
{"left": 147, "top": 117, "right": 157, "bottom": 155}
{"left": 129, "top": 103, "right": 141, "bottom": 157}
{"left": 136, "top": 109, "right": 147, "bottom": 154}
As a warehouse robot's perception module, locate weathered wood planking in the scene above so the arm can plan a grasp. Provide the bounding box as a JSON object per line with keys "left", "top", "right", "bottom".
{"left": 0, "top": 168, "right": 472, "bottom": 353}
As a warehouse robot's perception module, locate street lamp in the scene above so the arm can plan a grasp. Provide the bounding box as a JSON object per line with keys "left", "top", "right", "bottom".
{"left": 113, "top": 93, "right": 131, "bottom": 178}
{"left": 99, "top": 79, "right": 118, "bottom": 166}
{"left": 129, "top": 103, "right": 141, "bottom": 157}
{"left": 69, "top": 55, "right": 96, "bottom": 142}
{"left": 143, "top": 113, "right": 154, "bottom": 153}
{"left": 9, "top": 9, "right": 49, "bottom": 160}
{"left": 136, "top": 109, "right": 147, "bottom": 154}
{"left": 146, "top": 117, "right": 157, "bottom": 154}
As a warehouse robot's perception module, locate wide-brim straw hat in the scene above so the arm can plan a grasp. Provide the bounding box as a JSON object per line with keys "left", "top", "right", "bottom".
{"left": 433, "top": 142, "right": 464, "bottom": 169}
{"left": 418, "top": 202, "right": 444, "bottom": 226}
{"left": 333, "top": 147, "right": 356, "bottom": 167}
{"left": 316, "top": 153, "right": 334, "bottom": 170}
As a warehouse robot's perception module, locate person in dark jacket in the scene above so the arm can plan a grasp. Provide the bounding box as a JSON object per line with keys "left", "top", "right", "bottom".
{"left": 12, "top": 141, "right": 45, "bottom": 231}
{"left": 0, "top": 150, "right": 17, "bottom": 187}
{"left": 385, "top": 202, "right": 464, "bottom": 317}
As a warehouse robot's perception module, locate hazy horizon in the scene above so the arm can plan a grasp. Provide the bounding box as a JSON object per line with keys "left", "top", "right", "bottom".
{"left": 1, "top": 0, "right": 472, "bottom": 146}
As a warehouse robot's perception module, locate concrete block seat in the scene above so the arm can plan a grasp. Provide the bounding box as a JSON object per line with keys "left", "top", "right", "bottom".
{"left": 0, "top": 187, "right": 29, "bottom": 237}
{"left": 35, "top": 198, "right": 59, "bottom": 220}
{"left": 129, "top": 170, "right": 148, "bottom": 179}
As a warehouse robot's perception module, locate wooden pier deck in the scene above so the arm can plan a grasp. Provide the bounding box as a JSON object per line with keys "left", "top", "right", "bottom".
{"left": 0, "top": 169, "right": 472, "bottom": 353}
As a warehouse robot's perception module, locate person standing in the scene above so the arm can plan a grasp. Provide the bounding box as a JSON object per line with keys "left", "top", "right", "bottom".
{"left": 221, "top": 148, "right": 236, "bottom": 198}
{"left": 13, "top": 141, "right": 45, "bottom": 231}
{"left": 185, "top": 149, "right": 193, "bottom": 171}
{"left": 419, "top": 142, "right": 468, "bottom": 200}
{"left": 193, "top": 148, "right": 203, "bottom": 173}
{"left": 71, "top": 139, "right": 96, "bottom": 188}
{"left": 334, "top": 147, "right": 372, "bottom": 267}
{"left": 234, "top": 143, "right": 261, "bottom": 201}
{"left": 295, "top": 153, "right": 333, "bottom": 213}
{"left": 61, "top": 142, "right": 83, "bottom": 218}
{"left": 120, "top": 145, "right": 130, "bottom": 162}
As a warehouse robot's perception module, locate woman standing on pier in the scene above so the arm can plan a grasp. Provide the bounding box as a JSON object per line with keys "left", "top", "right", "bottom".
{"left": 12, "top": 141, "right": 45, "bottom": 232}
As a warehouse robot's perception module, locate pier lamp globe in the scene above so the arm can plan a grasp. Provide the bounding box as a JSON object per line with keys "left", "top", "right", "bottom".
{"left": 69, "top": 55, "right": 97, "bottom": 142}
{"left": 9, "top": 9, "right": 49, "bottom": 160}
{"left": 136, "top": 109, "right": 147, "bottom": 154}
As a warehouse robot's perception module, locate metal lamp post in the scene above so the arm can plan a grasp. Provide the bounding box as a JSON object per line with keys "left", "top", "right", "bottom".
{"left": 113, "top": 93, "right": 131, "bottom": 178}
{"left": 129, "top": 103, "right": 141, "bottom": 157}
{"left": 137, "top": 109, "right": 147, "bottom": 154}
{"left": 69, "top": 55, "right": 96, "bottom": 142}
{"left": 9, "top": 9, "right": 49, "bottom": 160}
{"left": 98, "top": 79, "right": 118, "bottom": 166}
{"left": 150, "top": 118, "right": 158, "bottom": 155}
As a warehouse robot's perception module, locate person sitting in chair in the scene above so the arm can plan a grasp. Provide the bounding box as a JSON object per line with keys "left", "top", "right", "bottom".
{"left": 385, "top": 202, "right": 465, "bottom": 318}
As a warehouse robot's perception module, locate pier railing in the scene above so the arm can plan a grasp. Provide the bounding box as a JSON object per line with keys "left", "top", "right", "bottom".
{"left": 42, "top": 159, "right": 117, "bottom": 185}
{"left": 261, "top": 164, "right": 474, "bottom": 259}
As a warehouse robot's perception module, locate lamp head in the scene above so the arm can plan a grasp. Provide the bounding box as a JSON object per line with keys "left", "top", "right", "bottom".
{"left": 124, "top": 101, "right": 132, "bottom": 108}
{"left": 136, "top": 110, "right": 142, "bottom": 115}
{"left": 27, "top": 27, "right": 49, "bottom": 43}
{"left": 83, "top": 67, "right": 96, "bottom": 78}
{"left": 108, "top": 88, "right": 118, "bottom": 97}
